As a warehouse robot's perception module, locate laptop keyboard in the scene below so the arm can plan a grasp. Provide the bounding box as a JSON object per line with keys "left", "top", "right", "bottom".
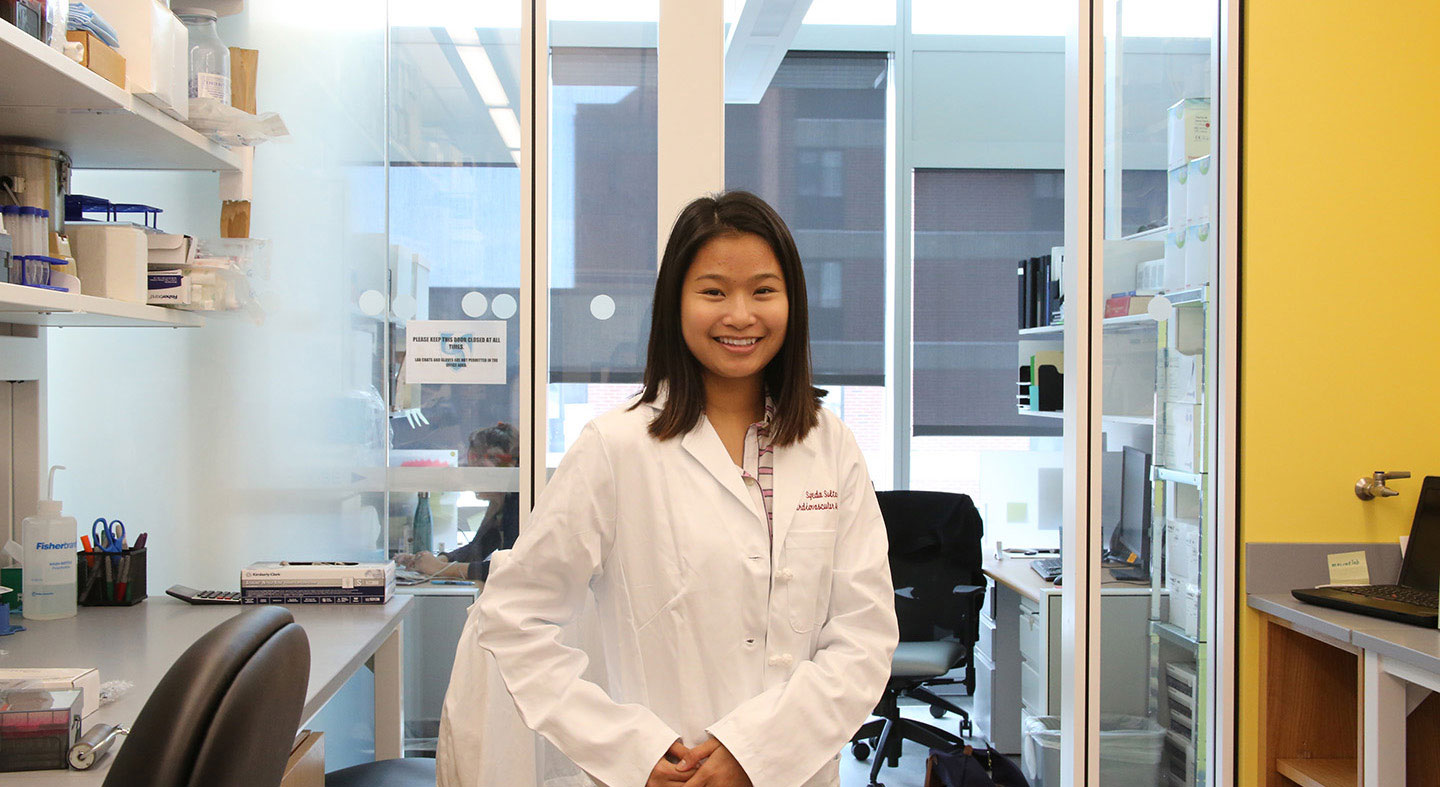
{"left": 1334, "top": 584, "right": 1440, "bottom": 608}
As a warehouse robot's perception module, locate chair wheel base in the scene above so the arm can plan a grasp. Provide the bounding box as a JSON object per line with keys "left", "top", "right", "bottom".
{"left": 851, "top": 741, "right": 871, "bottom": 761}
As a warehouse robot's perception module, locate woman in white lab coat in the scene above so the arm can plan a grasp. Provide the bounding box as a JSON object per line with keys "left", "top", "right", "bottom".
{"left": 471, "top": 191, "right": 898, "bottom": 787}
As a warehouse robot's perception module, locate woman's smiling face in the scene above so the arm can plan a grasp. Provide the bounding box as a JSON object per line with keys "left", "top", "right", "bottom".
{"left": 680, "top": 232, "right": 789, "bottom": 384}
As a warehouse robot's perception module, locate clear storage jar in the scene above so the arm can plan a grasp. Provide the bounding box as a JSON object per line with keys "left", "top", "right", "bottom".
{"left": 179, "top": 9, "right": 231, "bottom": 104}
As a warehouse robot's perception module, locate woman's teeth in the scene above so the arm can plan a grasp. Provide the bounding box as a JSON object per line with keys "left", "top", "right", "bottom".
{"left": 716, "top": 337, "right": 759, "bottom": 346}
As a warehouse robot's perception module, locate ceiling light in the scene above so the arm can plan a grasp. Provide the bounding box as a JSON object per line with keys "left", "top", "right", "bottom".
{"left": 458, "top": 45, "right": 511, "bottom": 108}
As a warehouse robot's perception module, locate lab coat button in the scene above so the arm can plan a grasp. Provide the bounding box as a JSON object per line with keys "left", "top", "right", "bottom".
{"left": 776, "top": 568, "right": 794, "bottom": 582}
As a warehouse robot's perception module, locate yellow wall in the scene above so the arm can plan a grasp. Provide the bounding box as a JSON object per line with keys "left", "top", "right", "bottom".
{"left": 1241, "top": 1, "right": 1440, "bottom": 781}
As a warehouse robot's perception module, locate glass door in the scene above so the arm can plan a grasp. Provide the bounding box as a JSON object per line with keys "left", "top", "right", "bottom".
{"left": 1095, "top": 0, "right": 1224, "bottom": 783}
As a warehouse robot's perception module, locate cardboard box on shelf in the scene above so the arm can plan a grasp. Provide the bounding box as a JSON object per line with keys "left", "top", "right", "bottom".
{"left": 1161, "top": 349, "right": 1201, "bottom": 405}
{"left": 1164, "top": 518, "right": 1202, "bottom": 585}
{"left": 1167, "top": 98, "right": 1211, "bottom": 169}
{"left": 65, "top": 31, "right": 126, "bottom": 89}
{"left": 1184, "top": 223, "right": 1211, "bottom": 289}
{"left": 1165, "top": 578, "right": 1201, "bottom": 639}
{"left": 83, "top": 0, "right": 188, "bottom": 120}
{"left": 1163, "top": 228, "right": 1187, "bottom": 291}
{"left": 1167, "top": 165, "right": 1187, "bottom": 233}
{"left": 65, "top": 223, "right": 148, "bottom": 303}
{"left": 1186, "top": 156, "right": 1212, "bottom": 224}
{"left": 147, "top": 232, "right": 194, "bottom": 267}
{"left": 1160, "top": 402, "right": 1204, "bottom": 473}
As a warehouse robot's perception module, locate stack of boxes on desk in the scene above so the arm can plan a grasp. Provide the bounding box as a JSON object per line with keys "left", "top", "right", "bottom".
{"left": 1163, "top": 99, "right": 1213, "bottom": 292}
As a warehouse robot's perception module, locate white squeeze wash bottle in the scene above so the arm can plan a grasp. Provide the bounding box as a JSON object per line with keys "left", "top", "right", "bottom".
{"left": 22, "top": 465, "right": 77, "bottom": 620}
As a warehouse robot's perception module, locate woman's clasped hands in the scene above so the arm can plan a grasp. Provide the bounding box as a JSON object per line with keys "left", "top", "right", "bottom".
{"left": 647, "top": 738, "right": 753, "bottom": 787}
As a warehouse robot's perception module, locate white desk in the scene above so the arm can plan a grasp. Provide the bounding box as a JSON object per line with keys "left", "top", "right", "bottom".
{"left": 977, "top": 557, "right": 1157, "bottom": 753}
{"left": 0, "top": 596, "right": 414, "bottom": 782}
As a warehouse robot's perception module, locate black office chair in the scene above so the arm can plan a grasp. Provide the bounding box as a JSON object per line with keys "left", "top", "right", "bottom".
{"left": 104, "top": 606, "right": 310, "bottom": 787}
{"left": 851, "top": 490, "right": 987, "bottom": 787}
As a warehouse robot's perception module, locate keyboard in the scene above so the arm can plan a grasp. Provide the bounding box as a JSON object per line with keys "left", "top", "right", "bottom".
{"left": 1332, "top": 584, "right": 1439, "bottom": 607}
{"left": 1031, "top": 558, "right": 1062, "bottom": 582}
{"left": 1292, "top": 584, "right": 1440, "bottom": 627}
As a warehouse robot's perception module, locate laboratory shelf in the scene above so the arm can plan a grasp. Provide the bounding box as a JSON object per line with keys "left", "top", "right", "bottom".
{"left": 352, "top": 466, "right": 522, "bottom": 494}
{"left": 0, "top": 22, "right": 240, "bottom": 171}
{"left": 1015, "top": 409, "right": 1155, "bottom": 426}
{"left": 1117, "top": 225, "right": 1169, "bottom": 243}
{"left": 1150, "top": 619, "right": 1201, "bottom": 651}
{"left": 1018, "top": 313, "right": 1158, "bottom": 338}
{"left": 0, "top": 282, "right": 205, "bottom": 327}
{"left": 1157, "top": 467, "right": 1205, "bottom": 487}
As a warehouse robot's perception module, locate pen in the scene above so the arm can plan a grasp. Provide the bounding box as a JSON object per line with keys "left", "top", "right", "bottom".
{"left": 104, "top": 556, "right": 114, "bottom": 602}
{"left": 81, "top": 535, "right": 93, "bottom": 552}
{"left": 115, "top": 555, "right": 130, "bottom": 603}
{"left": 134, "top": 533, "right": 148, "bottom": 550}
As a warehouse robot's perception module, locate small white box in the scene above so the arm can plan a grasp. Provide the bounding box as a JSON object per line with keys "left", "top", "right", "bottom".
{"left": 1165, "top": 579, "right": 1201, "bottom": 638}
{"left": 0, "top": 667, "right": 101, "bottom": 718}
{"left": 1161, "top": 349, "right": 1201, "bottom": 405}
{"left": 1161, "top": 402, "right": 1204, "bottom": 473}
{"left": 1135, "top": 258, "right": 1165, "bottom": 295}
{"left": 1163, "top": 229, "right": 1187, "bottom": 291}
{"left": 1166, "top": 165, "right": 1188, "bottom": 232}
{"left": 1167, "top": 98, "right": 1211, "bottom": 169}
{"left": 85, "top": 0, "right": 188, "bottom": 120}
{"left": 1185, "top": 156, "right": 1213, "bottom": 224}
{"left": 1165, "top": 518, "right": 1202, "bottom": 584}
{"left": 66, "top": 223, "right": 149, "bottom": 303}
{"left": 1184, "top": 223, "right": 1211, "bottom": 288}
{"left": 147, "top": 232, "right": 195, "bottom": 267}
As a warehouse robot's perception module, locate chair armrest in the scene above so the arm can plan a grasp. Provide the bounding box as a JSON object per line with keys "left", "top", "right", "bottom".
{"left": 949, "top": 584, "right": 987, "bottom": 644}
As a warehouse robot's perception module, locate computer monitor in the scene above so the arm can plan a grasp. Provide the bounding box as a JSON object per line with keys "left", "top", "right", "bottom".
{"left": 1109, "top": 446, "right": 1152, "bottom": 570}
{"left": 1398, "top": 476, "right": 1440, "bottom": 590}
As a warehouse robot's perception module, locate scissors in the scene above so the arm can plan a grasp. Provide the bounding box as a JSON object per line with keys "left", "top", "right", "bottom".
{"left": 92, "top": 518, "right": 126, "bottom": 554}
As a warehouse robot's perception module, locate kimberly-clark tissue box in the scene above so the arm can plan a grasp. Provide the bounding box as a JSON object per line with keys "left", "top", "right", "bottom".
{"left": 1167, "top": 98, "right": 1211, "bottom": 169}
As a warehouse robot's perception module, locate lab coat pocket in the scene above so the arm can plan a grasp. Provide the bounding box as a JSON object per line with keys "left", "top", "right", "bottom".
{"left": 784, "top": 529, "right": 838, "bottom": 633}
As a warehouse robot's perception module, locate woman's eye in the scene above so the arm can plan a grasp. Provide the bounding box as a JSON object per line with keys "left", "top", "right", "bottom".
{"left": 701, "top": 288, "right": 724, "bottom": 297}
{"left": 756, "top": 287, "right": 778, "bottom": 295}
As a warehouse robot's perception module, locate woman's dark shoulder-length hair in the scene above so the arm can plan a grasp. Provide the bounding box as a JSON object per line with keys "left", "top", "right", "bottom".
{"left": 631, "top": 190, "right": 824, "bottom": 446}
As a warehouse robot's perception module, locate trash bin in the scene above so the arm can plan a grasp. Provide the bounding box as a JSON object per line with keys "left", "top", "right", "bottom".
{"left": 1022, "top": 715, "right": 1166, "bottom": 787}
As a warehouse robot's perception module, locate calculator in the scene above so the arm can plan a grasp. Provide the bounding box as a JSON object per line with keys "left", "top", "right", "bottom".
{"left": 166, "top": 584, "right": 241, "bottom": 604}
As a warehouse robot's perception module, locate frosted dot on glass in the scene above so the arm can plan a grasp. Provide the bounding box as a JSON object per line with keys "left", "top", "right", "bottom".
{"left": 358, "top": 289, "right": 385, "bottom": 316}
{"left": 590, "top": 294, "right": 616, "bottom": 321}
{"left": 462, "top": 291, "right": 489, "bottom": 318}
{"left": 393, "top": 294, "right": 418, "bottom": 321}
{"left": 492, "top": 293, "right": 518, "bottom": 319}
{"left": 1146, "top": 295, "right": 1174, "bottom": 322}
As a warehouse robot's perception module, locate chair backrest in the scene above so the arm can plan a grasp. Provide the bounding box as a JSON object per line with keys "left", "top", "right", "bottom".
{"left": 876, "top": 490, "right": 984, "bottom": 642}
{"left": 104, "top": 606, "right": 310, "bottom": 787}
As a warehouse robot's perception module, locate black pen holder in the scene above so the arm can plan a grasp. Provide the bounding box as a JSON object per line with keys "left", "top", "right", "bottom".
{"left": 77, "top": 547, "right": 147, "bottom": 606}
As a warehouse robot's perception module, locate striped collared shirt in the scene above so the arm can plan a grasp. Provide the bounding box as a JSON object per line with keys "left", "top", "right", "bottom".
{"left": 739, "top": 397, "right": 777, "bottom": 541}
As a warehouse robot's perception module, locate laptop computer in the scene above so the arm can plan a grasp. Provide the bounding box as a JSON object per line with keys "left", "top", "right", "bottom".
{"left": 1292, "top": 475, "right": 1440, "bottom": 627}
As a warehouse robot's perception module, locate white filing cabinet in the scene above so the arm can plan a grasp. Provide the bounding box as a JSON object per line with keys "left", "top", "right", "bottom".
{"left": 976, "top": 558, "right": 1157, "bottom": 754}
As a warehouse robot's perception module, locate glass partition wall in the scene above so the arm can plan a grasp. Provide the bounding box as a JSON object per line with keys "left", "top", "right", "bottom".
{"left": 362, "top": 0, "right": 1234, "bottom": 782}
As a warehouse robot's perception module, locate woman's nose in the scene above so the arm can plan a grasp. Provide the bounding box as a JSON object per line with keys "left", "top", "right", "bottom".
{"left": 723, "top": 299, "right": 756, "bottom": 326}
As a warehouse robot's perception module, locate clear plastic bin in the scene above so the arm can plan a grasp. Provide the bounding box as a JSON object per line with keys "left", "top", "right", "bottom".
{"left": 1023, "top": 714, "right": 1165, "bottom": 787}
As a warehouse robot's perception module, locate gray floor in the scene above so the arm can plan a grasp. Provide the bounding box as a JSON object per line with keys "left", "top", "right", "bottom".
{"left": 839, "top": 698, "right": 981, "bottom": 787}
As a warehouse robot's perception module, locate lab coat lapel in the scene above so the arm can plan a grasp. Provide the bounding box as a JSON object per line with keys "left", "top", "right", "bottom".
{"left": 769, "top": 433, "right": 816, "bottom": 552}
{"left": 680, "top": 420, "right": 763, "bottom": 525}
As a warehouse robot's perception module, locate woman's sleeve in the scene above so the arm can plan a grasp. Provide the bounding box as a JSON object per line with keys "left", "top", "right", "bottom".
{"left": 474, "top": 423, "right": 680, "bottom": 787}
{"left": 705, "top": 424, "right": 899, "bottom": 787}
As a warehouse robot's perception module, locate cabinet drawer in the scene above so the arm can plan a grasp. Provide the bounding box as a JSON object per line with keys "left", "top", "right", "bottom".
{"left": 1017, "top": 604, "right": 1042, "bottom": 663}
{"left": 1020, "top": 658, "right": 1044, "bottom": 714}
{"left": 977, "top": 614, "right": 995, "bottom": 660}
{"left": 972, "top": 648, "right": 995, "bottom": 728}
{"left": 981, "top": 581, "right": 995, "bottom": 621}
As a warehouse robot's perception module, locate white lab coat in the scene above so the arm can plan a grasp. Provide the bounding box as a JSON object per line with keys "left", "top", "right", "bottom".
{"left": 454, "top": 395, "right": 898, "bottom": 787}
